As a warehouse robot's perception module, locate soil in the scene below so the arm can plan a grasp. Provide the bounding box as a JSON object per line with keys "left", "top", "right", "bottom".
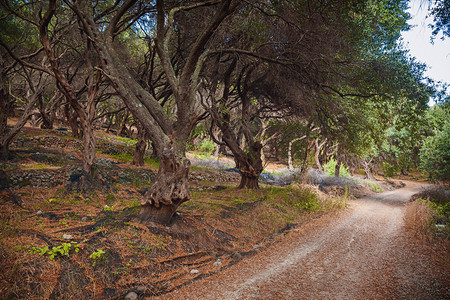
{"left": 159, "top": 182, "right": 450, "bottom": 299}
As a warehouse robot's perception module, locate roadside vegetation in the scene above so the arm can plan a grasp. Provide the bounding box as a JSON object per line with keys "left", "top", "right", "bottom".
{"left": 406, "top": 186, "right": 450, "bottom": 240}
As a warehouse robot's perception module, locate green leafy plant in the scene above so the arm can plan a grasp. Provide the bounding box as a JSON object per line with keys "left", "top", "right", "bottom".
{"left": 323, "top": 158, "right": 350, "bottom": 177}
{"left": 103, "top": 205, "right": 114, "bottom": 212}
{"left": 420, "top": 121, "right": 450, "bottom": 181}
{"left": 29, "top": 242, "right": 80, "bottom": 260}
{"left": 89, "top": 249, "right": 106, "bottom": 266}
{"left": 381, "top": 161, "right": 398, "bottom": 177}
{"left": 198, "top": 139, "right": 215, "bottom": 155}
{"left": 366, "top": 181, "right": 383, "bottom": 192}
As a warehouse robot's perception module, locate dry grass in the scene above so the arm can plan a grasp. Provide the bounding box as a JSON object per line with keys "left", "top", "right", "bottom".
{"left": 404, "top": 200, "right": 434, "bottom": 239}
{"left": 405, "top": 185, "right": 450, "bottom": 241}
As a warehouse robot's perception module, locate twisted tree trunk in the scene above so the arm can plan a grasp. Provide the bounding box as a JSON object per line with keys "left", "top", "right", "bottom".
{"left": 235, "top": 141, "right": 264, "bottom": 189}
{"left": 363, "top": 159, "right": 376, "bottom": 181}
{"left": 314, "top": 138, "right": 326, "bottom": 172}
{"left": 138, "top": 149, "right": 190, "bottom": 225}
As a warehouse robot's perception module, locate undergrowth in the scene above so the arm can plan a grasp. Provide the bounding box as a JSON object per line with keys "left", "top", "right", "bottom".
{"left": 405, "top": 185, "right": 450, "bottom": 240}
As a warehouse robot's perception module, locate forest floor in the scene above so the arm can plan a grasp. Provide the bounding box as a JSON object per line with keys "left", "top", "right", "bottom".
{"left": 0, "top": 126, "right": 447, "bottom": 299}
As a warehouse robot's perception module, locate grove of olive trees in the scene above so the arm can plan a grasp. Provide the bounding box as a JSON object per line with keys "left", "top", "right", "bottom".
{"left": 1, "top": 0, "right": 448, "bottom": 225}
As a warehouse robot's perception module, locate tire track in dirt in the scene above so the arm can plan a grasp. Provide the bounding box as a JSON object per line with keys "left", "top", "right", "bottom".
{"left": 159, "top": 182, "right": 449, "bottom": 299}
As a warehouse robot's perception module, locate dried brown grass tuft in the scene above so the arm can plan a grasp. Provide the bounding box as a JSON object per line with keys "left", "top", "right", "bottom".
{"left": 404, "top": 200, "right": 434, "bottom": 239}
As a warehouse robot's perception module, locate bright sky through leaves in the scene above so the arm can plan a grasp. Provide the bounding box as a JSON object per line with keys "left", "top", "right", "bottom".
{"left": 401, "top": 0, "right": 450, "bottom": 85}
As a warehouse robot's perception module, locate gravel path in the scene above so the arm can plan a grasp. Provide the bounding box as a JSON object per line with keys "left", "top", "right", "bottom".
{"left": 158, "top": 182, "right": 449, "bottom": 299}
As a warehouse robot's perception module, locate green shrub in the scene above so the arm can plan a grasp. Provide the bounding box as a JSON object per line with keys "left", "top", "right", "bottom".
{"left": 89, "top": 249, "right": 106, "bottom": 266}
{"left": 323, "top": 158, "right": 350, "bottom": 177}
{"left": 366, "top": 182, "right": 383, "bottom": 192}
{"left": 381, "top": 161, "right": 398, "bottom": 177}
{"left": 29, "top": 242, "right": 80, "bottom": 260}
{"left": 420, "top": 122, "right": 450, "bottom": 181}
{"left": 198, "top": 139, "right": 215, "bottom": 155}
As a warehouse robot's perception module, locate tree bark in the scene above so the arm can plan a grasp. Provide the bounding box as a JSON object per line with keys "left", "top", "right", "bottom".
{"left": 335, "top": 157, "right": 341, "bottom": 177}
{"left": 133, "top": 123, "right": 147, "bottom": 166}
{"left": 82, "top": 122, "right": 96, "bottom": 174}
{"left": 138, "top": 149, "right": 190, "bottom": 225}
{"left": 314, "top": 138, "right": 326, "bottom": 172}
{"left": 0, "top": 66, "right": 12, "bottom": 150}
{"left": 363, "top": 159, "right": 376, "bottom": 181}
{"left": 235, "top": 141, "right": 263, "bottom": 189}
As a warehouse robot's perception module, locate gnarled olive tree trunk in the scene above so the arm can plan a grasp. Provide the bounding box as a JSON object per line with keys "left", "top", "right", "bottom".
{"left": 138, "top": 149, "right": 190, "bottom": 224}
{"left": 363, "top": 158, "right": 376, "bottom": 181}
{"left": 235, "top": 141, "right": 264, "bottom": 189}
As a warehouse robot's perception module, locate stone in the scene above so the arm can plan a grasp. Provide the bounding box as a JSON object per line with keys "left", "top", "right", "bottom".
{"left": 37, "top": 210, "right": 43, "bottom": 216}
{"left": 63, "top": 234, "right": 73, "bottom": 240}
{"left": 213, "top": 259, "right": 222, "bottom": 266}
{"left": 190, "top": 269, "right": 200, "bottom": 274}
{"left": 136, "top": 286, "right": 146, "bottom": 292}
{"left": 124, "top": 292, "right": 138, "bottom": 300}
{"left": 81, "top": 216, "right": 89, "bottom": 222}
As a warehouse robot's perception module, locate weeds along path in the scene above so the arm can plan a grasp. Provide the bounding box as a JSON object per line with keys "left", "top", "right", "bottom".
{"left": 159, "top": 182, "right": 449, "bottom": 299}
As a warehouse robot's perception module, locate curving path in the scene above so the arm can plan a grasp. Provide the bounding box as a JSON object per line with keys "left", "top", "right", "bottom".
{"left": 158, "top": 182, "right": 449, "bottom": 299}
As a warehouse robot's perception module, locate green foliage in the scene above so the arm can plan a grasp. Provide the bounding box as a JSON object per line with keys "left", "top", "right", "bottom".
{"left": 107, "top": 151, "right": 133, "bottom": 163}
{"left": 420, "top": 121, "right": 450, "bottom": 181}
{"left": 152, "top": 235, "right": 172, "bottom": 252}
{"left": 89, "top": 249, "right": 106, "bottom": 266}
{"left": 323, "top": 158, "right": 350, "bottom": 177}
{"left": 126, "top": 199, "right": 140, "bottom": 208}
{"left": 381, "top": 161, "right": 398, "bottom": 177}
{"left": 266, "top": 186, "right": 322, "bottom": 213}
{"left": 103, "top": 205, "right": 114, "bottom": 212}
{"left": 198, "top": 139, "right": 215, "bottom": 155}
{"left": 22, "top": 163, "right": 53, "bottom": 170}
{"left": 29, "top": 242, "right": 80, "bottom": 260}
{"left": 144, "top": 156, "right": 159, "bottom": 168}
{"left": 366, "top": 181, "right": 383, "bottom": 192}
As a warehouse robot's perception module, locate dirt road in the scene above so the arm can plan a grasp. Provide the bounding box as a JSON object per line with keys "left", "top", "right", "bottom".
{"left": 159, "top": 182, "right": 449, "bottom": 299}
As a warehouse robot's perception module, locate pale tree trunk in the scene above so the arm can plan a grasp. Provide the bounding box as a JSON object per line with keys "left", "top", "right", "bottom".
{"left": 81, "top": 42, "right": 100, "bottom": 175}
{"left": 257, "top": 119, "right": 280, "bottom": 169}
{"left": 297, "top": 140, "right": 314, "bottom": 183}
{"left": 82, "top": 122, "right": 96, "bottom": 174}
{"left": 314, "top": 138, "right": 326, "bottom": 172}
{"left": 363, "top": 158, "right": 376, "bottom": 181}
{"left": 211, "top": 126, "right": 222, "bottom": 158}
{"left": 39, "top": 1, "right": 99, "bottom": 176}
{"left": 288, "top": 136, "right": 306, "bottom": 170}
{"left": 39, "top": 92, "right": 62, "bottom": 129}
